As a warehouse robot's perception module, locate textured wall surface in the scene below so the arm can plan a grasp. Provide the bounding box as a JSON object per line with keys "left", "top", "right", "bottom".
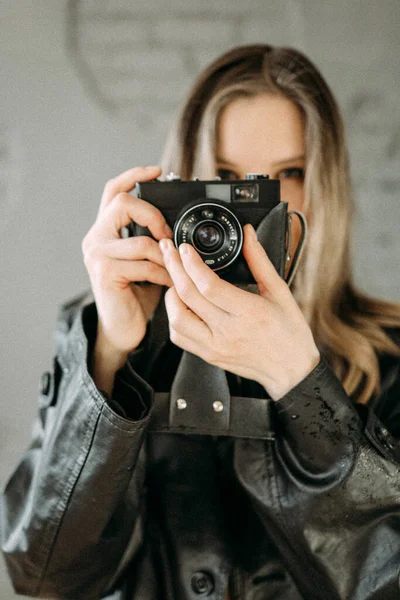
{"left": 0, "top": 0, "right": 399, "bottom": 596}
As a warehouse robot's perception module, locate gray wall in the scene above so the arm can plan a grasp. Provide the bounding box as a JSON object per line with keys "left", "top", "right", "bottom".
{"left": 1, "top": 0, "right": 399, "bottom": 597}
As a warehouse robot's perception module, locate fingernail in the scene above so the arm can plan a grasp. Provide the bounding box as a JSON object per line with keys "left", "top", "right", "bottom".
{"left": 145, "top": 165, "right": 160, "bottom": 171}
{"left": 247, "top": 224, "right": 257, "bottom": 241}
{"left": 179, "top": 243, "right": 189, "bottom": 255}
{"left": 160, "top": 239, "right": 171, "bottom": 252}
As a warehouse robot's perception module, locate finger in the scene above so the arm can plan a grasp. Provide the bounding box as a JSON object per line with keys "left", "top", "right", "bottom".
{"left": 97, "top": 192, "right": 173, "bottom": 241}
{"left": 160, "top": 239, "right": 225, "bottom": 324}
{"left": 99, "top": 166, "right": 162, "bottom": 214}
{"left": 125, "top": 261, "right": 173, "bottom": 287}
{"left": 166, "top": 328, "right": 213, "bottom": 363}
{"left": 87, "top": 256, "right": 173, "bottom": 290}
{"left": 164, "top": 286, "right": 212, "bottom": 346}
{"left": 178, "top": 242, "right": 251, "bottom": 316}
{"left": 242, "top": 224, "right": 288, "bottom": 299}
{"left": 102, "top": 236, "right": 167, "bottom": 267}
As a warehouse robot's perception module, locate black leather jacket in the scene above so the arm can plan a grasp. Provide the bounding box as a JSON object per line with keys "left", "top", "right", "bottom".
{"left": 1, "top": 293, "right": 400, "bottom": 600}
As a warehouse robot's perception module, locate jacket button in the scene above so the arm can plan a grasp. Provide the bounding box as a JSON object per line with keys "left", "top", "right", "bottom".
{"left": 40, "top": 371, "right": 51, "bottom": 396}
{"left": 191, "top": 571, "right": 214, "bottom": 595}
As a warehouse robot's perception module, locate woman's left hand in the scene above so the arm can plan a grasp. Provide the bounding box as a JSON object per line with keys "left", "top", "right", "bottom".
{"left": 160, "top": 224, "right": 320, "bottom": 400}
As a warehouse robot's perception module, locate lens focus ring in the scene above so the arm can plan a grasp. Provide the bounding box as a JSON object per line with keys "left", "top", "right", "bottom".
{"left": 173, "top": 202, "right": 243, "bottom": 272}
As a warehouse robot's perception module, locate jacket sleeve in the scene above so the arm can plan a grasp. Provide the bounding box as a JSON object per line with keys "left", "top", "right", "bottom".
{"left": 234, "top": 345, "right": 400, "bottom": 600}
{"left": 0, "top": 294, "right": 154, "bottom": 599}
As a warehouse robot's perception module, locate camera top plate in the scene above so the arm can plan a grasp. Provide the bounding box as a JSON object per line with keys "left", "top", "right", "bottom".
{"left": 136, "top": 175, "right": 280, "bottom": 212}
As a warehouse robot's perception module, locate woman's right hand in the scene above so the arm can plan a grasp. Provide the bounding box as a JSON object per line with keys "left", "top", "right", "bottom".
{"left": 81, "top": 166, "right": 173, "bottom": 395}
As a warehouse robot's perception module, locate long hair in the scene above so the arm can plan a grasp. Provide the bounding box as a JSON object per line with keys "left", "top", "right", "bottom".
{"left": 161, "top": 44, "right": 400, "bottom": 404}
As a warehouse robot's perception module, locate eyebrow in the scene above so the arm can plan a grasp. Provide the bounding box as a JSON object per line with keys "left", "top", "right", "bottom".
{"left": 272, "top": 155, "right": 305, "bottom": 166}
{"left": 216, "top": 155, "right": 305, "bottom": 167}
{"left": 216, "top": 157, "right": 236, "bottom": 166}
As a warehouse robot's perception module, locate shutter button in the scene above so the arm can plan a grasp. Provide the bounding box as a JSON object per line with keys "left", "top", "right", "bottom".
{"left": 191, "top": 571, "right": 214, "bottom": 595}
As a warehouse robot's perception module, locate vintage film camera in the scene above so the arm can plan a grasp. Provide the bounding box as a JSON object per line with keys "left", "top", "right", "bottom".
{"left": 128, "top": 173, "right": 306, "bottom": 285}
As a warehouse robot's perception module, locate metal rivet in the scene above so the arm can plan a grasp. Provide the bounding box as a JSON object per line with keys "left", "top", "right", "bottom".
{"left": 213, "top": 400, "right": 224, "bottom": 412}
{"left": 176, "top": 398, "right": 187, "bottom": 410}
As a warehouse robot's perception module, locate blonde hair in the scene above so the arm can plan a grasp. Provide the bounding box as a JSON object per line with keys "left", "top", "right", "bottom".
{"left": 161, "top": 44, "right": 400, "bottom": 404}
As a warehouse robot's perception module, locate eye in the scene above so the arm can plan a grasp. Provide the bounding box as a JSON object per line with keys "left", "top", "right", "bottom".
{"left": 279, "top": 167, "right": 305, "bottom": 180}
{"left": 216, "top": 168, "right": 239, "bottom": 181}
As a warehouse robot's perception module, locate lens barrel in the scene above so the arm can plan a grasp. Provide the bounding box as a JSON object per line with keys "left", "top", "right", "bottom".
{"left": 174, "top": 202, "right": 243, "bottom": 272}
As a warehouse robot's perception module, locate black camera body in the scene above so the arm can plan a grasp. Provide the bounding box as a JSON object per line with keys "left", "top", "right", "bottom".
{"left": 128, "top": 173, "right": 289, "bottom": 284}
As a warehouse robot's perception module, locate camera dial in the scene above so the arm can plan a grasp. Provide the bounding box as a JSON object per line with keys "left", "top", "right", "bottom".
{"left": 165, "top": 172, "right": 181, "bottom": 181}
{"left": 174, "top": 201, "right": 243, "bottom": 272}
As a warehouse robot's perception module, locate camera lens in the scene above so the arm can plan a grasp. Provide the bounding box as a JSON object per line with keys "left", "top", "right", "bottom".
{"left": 194, "top": 222, "right": 223, "bottom": 252}
{"left": 174, "top": 202, "right": 243, "bottom": 272}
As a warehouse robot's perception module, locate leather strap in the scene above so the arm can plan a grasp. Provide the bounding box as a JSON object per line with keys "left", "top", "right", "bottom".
{"left": 285, "top": 209, "right": 308, "bottom": 287}
{"left": 148, "top": 392, "right": 275, "bottom": 439}
{"left": 148, "top": 352, "right": 275, "bottom": 440}
{"left": 169, "top": 351, "right": 231, "bottom": 431}
{"left": 256, "top": 201, "right": 287, "bottom": 278}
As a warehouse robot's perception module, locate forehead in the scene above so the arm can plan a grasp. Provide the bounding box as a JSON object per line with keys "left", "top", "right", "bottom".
{"left": 217, "top": 93, "right": 305, "bottom": 163}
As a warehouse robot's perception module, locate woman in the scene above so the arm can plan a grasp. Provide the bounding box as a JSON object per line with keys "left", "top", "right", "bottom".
{"left": 2, "top": 44, "right": 400, "bottom": 600}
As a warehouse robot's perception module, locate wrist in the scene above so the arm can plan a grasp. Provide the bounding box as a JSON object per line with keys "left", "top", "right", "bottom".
{"left": 260, "top": 350, "right": 321, "bottom": 401}
{"left": 91, "top": 332, "right": 133, "bottom": 397}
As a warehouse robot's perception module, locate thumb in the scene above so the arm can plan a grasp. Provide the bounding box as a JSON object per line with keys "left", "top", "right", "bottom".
{"left": 242, "top": 224, "right": 283, "bottom": 298}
